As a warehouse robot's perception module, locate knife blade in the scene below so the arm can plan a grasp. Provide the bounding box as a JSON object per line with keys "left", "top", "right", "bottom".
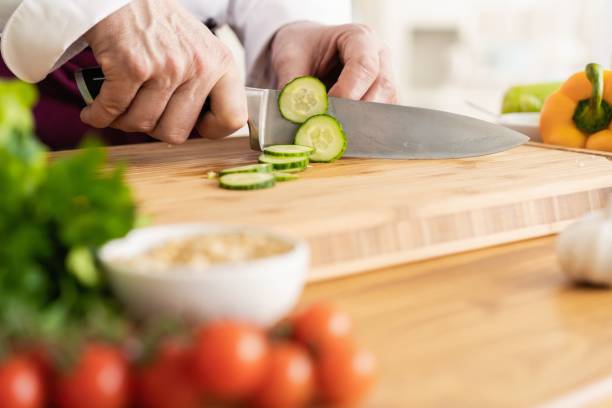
{"left": 76, "top": 68, "right": 528, "bottom": 159}
{"left": 247, "top": 88, "right": 528, "bottom": 159}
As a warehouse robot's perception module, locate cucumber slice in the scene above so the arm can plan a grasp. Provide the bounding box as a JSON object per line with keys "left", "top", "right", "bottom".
{"left": 294, "top": 114, "right": 347, "bottom": 162}
{"left": 219, "top": 163, "right": 273, "bottom": 176}
{"left": 280, "top": 167, "right": 307, "bottom": 174}
{"left": 263, "top": 144, "right": 314, "bottom": 158}
{"left": 258, "top": 154, "right": 309, "bottom": 171}
{"left": 219, "top": 173, "right": 275, "bottom": 191}
{"left": 278, "top": 76, "right": 328, "bottom": 124}
{"left": 273, "top": 172, "right": 299, "bottom": 182}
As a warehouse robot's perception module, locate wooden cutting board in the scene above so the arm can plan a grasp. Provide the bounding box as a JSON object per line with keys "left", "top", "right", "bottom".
{"left": 104, "top": 137, "right": 612, "bottom": 281}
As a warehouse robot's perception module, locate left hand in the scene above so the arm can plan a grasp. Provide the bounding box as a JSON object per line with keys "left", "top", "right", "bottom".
{"left": 270, "top": 22, "right": 398, "bottom": 104}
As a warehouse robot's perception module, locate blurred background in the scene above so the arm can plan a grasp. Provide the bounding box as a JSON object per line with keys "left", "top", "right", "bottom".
{"left": 220, "top": 0, "right": 612, "bottom": 119}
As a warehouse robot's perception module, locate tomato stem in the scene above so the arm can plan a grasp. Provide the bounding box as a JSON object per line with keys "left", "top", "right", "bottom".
{"left": 573, "top": 63, "right": 612, "bottom": 133}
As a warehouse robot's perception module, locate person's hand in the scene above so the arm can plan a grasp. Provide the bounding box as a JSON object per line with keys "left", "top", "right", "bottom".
{"left": 271, "top": 22, "right": 398, "bottom": 104}
{"left": 82, "top": 0, "right": 247, "bottom": 144}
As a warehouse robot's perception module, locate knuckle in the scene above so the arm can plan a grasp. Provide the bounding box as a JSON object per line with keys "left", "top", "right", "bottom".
{"left": 216, "top": 44, "right": 233, "bottom": 68}
{"left": 125, "top": 56, "right": 150, "bottom": 81}
{"left": 163, "top": 131, "right": 189, "bottom": 145}
{"left": 134, "top": 119, "right": 157, "bottom": 133}
{"left": 375, "top": 75, "right": 398, "bottom": 103}
{"left": 192, "top": 52, "right": 208, "bottom": 77}
{"left": 153, "top": 75, "right": 175, "bottom": 92}
{"left": 97, "top": 55, "right": 114, "bottom": 71}
{"left": 219, "top": 109, "right": 248, "bottom": 133}
{"left": 384, "top": 87, "right": 399, "bottom": 104}
{"left": 128, "top": 64, "right": 150, "bottom": 82}
{"left": 164, "top": 58, "right": 185, "bottom": 82}
{"left": 353, "top": 23, "right": 375, "bottom": 36}
{"left": 99, "top": 98, "right": 128, "bottom": 118}
{"left": 378, "top": 75, "right": 396, "bottom": 93}
{"left": 192, "top": 42, "right": 233, "bottom": 79}
{"left": 355, "top": 56, "right": 380, "bottom": 78}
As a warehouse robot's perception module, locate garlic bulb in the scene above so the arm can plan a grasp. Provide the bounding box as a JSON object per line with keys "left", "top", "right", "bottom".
{"left": 557, "top": 203, "right": 612, "bottom": 285}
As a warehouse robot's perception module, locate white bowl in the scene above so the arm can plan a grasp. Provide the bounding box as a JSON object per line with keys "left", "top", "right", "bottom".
{"left": 498, "top": 112, "right": 541, "bottom": 142}
{"left": 98, "top": 224, "right": 309, "bottom": 326}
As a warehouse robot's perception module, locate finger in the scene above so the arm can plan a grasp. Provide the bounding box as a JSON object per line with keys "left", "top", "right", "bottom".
{"left": 196, "top": 65, "right": 248, "bottom": 140}
{"left": 362, "top": 48, "right": 398, "bottom": 104}
{"left": 111, "top": 80, "right": 175, "bottom": 134}
{"left": 80, "top": 78, "right": 141, "bottom": 128}
{"left": 274, "top": 53, "right": 312, "bottom": 89}
{"left": 150, "top": 80, "right": 204, "bottom": 144}
{"left": 329, "top": 26, "right": 380, "bottom": 100}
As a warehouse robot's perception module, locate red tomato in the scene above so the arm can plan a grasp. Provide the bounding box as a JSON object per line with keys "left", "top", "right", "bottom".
{"left": 21, "top": 348, "right": 53, "bottom": 386}
{"left": 292, "top": 303, "right": 353, "bottom": 349}
{"left": 133, "top": 341, "right": 202, "bottom": 408}
{"left": 316, "top": 339, "right": 377, "bottom": 406}
{"left": 192, "top": 321, "right": 269, "bottom": 401}
{"left": 0, "top": 354, "right": 45, "bottom": 408}
{"left": 250, "top": 342, "right": 315, "bottom": 408}
{"left": 54, "top": 343, "right": 129, "bottom": 408}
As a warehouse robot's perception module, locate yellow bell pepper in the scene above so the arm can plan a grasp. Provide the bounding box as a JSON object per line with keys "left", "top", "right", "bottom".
{"left": 540, "top": 63, "right": 612, "bottom": 152}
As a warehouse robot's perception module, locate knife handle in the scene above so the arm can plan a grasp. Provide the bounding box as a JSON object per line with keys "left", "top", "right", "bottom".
{"left": 74, "top": 66, "right": 211, "bottom": 112}
{"left": 75, "top": 66, "right": 262, "bottom": 151}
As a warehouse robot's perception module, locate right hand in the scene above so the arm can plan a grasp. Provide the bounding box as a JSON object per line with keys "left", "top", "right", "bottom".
{"left": 82, "top": 0, "right": 247, "bottom": 144}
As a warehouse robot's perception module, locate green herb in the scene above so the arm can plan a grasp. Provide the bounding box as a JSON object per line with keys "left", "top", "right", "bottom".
{"left": 0, "top": 80, "right": 136, "bottom": 346}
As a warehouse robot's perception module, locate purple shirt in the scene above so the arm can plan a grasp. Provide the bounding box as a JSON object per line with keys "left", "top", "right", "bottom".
{"left": 0, "top": 48, "right": 152, "bottom": 150}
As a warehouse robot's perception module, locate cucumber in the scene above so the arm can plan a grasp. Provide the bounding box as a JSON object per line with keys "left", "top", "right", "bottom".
{"left": 219, "top": 172, "right": 275, "bottom": 191}
{"left": 263, "top": 144, "right": 314, "bottom": 158}
{"left": 280, "top": 166, "right": 308, "bottom": 174}
{"left": 278, "top": 76, "right": 328, "bottom": 124}
{"left": 219, "top": 163, "right": 273, "bottom": 176}
{"left": 294, "top": 114, "right": 347, "bottom": 162}
{"left": 258, "top": 154, "right": 309, "bottom": 171}
{"left": 273, "top": 172, "right": 299, "bottom": 182}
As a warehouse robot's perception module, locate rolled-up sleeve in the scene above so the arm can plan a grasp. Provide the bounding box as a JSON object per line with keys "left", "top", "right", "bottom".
{"left": 227, "top": 0, "right": 351, "bottom": 87}
{"left": 0, "top": 0, "right": 22, "bottom": 32}
{"left": 1, "top": 0, "right": 131, "bottom": 83}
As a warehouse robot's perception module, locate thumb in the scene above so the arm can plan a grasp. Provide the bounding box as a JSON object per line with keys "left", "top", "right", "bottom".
{"left": 274, "top": 58, "right": 312, "bottom": 89}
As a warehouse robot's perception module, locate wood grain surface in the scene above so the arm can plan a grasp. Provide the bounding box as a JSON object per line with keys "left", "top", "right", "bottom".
{"left": 52, "top": 139, "right": 612, "bottom": 406}
{"left": 301, "top": 236, "right": 612, "bottom": 407}
{"left": 96, "top": 137, "right": 612, "bottom": 281}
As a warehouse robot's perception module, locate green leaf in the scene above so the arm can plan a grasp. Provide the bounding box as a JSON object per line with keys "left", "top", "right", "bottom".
{"left": 37, "top": 143, "right": 136, "bottom": 248}
{"left": 0, "top": 100, "right": 137, "bottom": 342}
{"left": 66, "top": 246, "right": 100, "bottom": 288}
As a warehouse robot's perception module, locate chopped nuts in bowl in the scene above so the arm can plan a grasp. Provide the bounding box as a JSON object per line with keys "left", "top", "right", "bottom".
{"left": 98, "top": 224, "right": 309, "bottom": 326}
{"left": 121, "top": 232, "right": 294, "bottom": 272}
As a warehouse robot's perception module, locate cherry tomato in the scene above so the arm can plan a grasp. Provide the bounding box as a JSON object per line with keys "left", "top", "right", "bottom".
{"left": 316, "top": 339, "right": 377, "bottom": 406}
{"left": 21, "top": 347, "right": 53, "bottom": 386}
{"left": 292, "top": 303, "right": 353, "bottom": 349}
{"left": 250, "top": 342, "right": 315, "bottom": 408}
{"left": 0, "top": 354, "right": 45, "bottom": 408}
{"left": 192, "top": 321, "right": 269, "bottom": 401}
{"left": 54, "top": 343, "right": 129, "bottom": 408}
{"left": 133, "top": 341, "right": 202, "bottom": 408}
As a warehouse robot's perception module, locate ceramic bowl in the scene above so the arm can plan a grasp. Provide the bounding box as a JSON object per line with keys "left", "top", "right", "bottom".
{"left": 98, "top": 224, "right": 309, "bottom": 326}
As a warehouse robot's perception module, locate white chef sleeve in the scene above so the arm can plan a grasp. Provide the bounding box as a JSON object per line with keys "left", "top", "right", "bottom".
{"left": 0, "top": 0, "right": 22, "bottom": 32}
{"left": 227, "top": 0, "right": 351, "bottom": 87}
{"left": 1, "top": 0, "right": 131, "bottom": 83}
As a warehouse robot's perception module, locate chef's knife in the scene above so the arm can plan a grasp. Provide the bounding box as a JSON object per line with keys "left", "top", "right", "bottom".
{"left": 75, "top": 67, "right": 528, "bottom": 159}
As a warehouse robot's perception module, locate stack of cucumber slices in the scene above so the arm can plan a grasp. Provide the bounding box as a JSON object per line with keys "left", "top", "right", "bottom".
{"left": 219, "top": 76, "right": 347, "bottom": 191}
